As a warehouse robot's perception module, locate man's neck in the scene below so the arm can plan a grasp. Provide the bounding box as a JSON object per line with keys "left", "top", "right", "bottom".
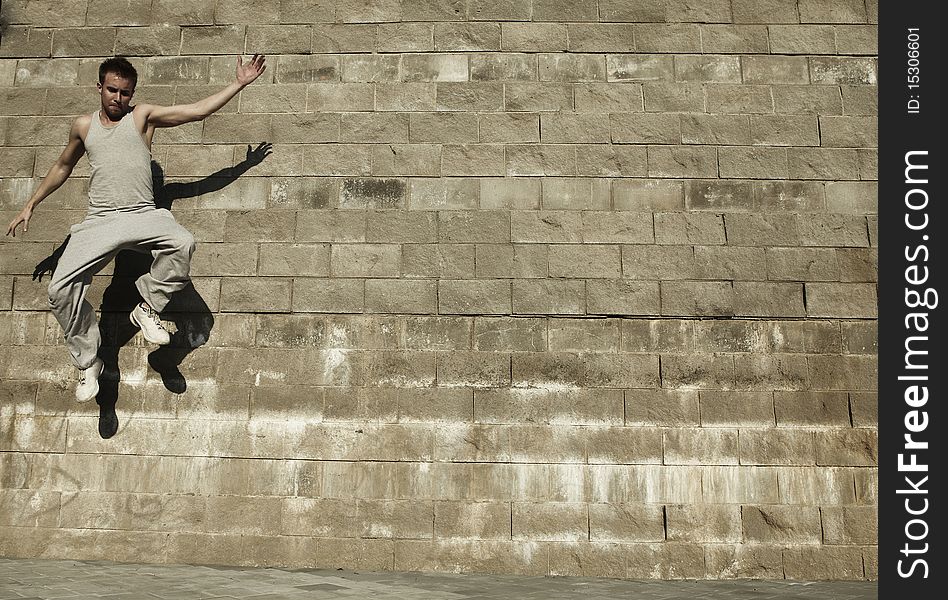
{"left": 99, "top": 107, "right": 129, "bottom": 125}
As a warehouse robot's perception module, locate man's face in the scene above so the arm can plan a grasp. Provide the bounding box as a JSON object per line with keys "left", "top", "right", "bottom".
{"left": 97, "top": 71, "right": 135, "bottom": 120}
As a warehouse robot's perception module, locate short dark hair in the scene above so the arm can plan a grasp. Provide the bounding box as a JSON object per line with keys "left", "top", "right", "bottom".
{"left": 99, "top": 57, "right": 137, "bottom": 87}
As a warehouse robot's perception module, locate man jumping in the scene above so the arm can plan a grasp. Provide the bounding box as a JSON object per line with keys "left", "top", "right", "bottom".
{"left": 5, "top": 54, "right": 267, "bottom": 402}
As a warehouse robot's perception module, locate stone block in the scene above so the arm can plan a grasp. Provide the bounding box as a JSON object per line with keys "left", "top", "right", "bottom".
{"left": 295, "top": 210, "right": 365, "bottom": 242}
{"left": 506, "top": 144, "right": 576, "bottom": 176}
{"left": 808, "top": 355, "right": 876, "bottom": 391}
{"left": 613, "top": 180, "right": 683, "bottom": 211}
{"left": 473, "top": 316, "right": 546, "bottom": 352}
{"left": 769, "top": 25, "right": 837, "bottom": 54}
{"left": 439, "top": 280, "right": 512, "bottom": 315}
{"left": 513, "top": 352, "right": 658, "bottom": 389}
{"left": 587, "top": 503, "right": 664, "bottom": 542}
{"left": 799, "top": 0, "right": 867, "bottom": 23}
{"left": 810, "top": 57, "right": 877, "bottom": 85}
{"left": 611, "top": 113, "right": 680, "bottom": 145}
{"left": 822, "top": 506, "right": 877, "bottom": 544}
{"left": 655, "top": 212, "right": 725, "bottom": 245}
{"left": 548, "top": 318, "right": 619, "bottom": 353}
{"left": 409, "top": 178, "right": 478, "bottom": 210}
{"left": 660, "top": 282, "right": 734, "bottom": 317}
{"left": 475, "top": 388, "right": 623, "bottom": 426}
{"left": 402, "top": 244, "right": 474, "bottom": 278}
{"left": 502, "top": 23, "right": 568, "bottom": 52}
{"left": 395, "top": 539, "right": 547, "bottom": 576}
{"left": 789, "top": 148, "right": 860, "bottom": 180}
{"left": 820, "top": 116, "right": 878, "bottom": 148}
{"left": 626, "top": 543, "right": 708, "bottom": 580}
{"left": 647, "top": 146, "right": 717, "bottom": 178}
{"left": 0, "top": 27, "right": 52, "bottom": 59}
{"left": 806, "top": 283, "right": 877, "bottom": 318}
{"left": 667, "top": 504, "right": 741, "bottom": 542}
{"left": 664, "top": 425, "right": 739, "bottom": 464}
{"left": 339, "top": 178, "right": 407, "bottom": 209}
{"left": 683, "top": 180, "right": 750, "bottom": 211}
{"left": 437, "top": 81, "right": 505, "bottom": 111}
{"left": 842, "top": 86, "right": 878, "bottom": 115}
{"left": 680, "top": 115, "right": 750, "bottom": 145}
{"left": 365, "top": 279, "right": 437, "bottom": 314}
{"left": 318, "top": 538, "right": 395, "bottom": 571}
{"left": 586, "top": 427, "right": 662, "bottom": 464}
{"left": 740, "top": 429, "right": 817, "bottom": 466}
{"left": 549, "top": 245, "right": 621, "bottom": 279}
{"left": 701, "top": 25, "right": 769, "bottom": 53}
{"left": 694, "top": 246, "right": 766, "bottom": 280}
{"left": 707, "top": 84, "right": 774, "bottom": 114}
{"left": 783, "top": 546, "right": 865, "bottom": 580}
{"left": 586, "top": 280, "right": 660, "bottom": 316}
{"left": 434, "top": 501, "right": 511, "bottom": 539}
{"left": 401, "top": 54, "right": 468, "bottom": 83}
{"left": 437, "top": 351, "right": 511, "bottom": 388}
{"left": 675, "top": 55, "right": 740, "bottom": 83}
{"left": 816, "top": 429, "right": 878, "bottom": 466}
{"left": 850, "top": 392, "right": 877, "bottom": 427}
{"left": 625, "top": 389, "right": 699, "bottom": 426}
{"left": 743, "top": 505, "right": 822, "bottom": 543}
{"left": 607, "top": 54, "right": 673, "bottom": 83}
{"left": 189, "top": 242, "right": 258, "bottom": 277}
{"left": 640, "top": 82, "right": 703, "bottom": 113}
{"left": 364, "top": 210, "right": 435, "bottom": 243}
{"left": 220, "top": 277, "right": 290, "bottom": 312}
{"left": 706, "top": 544, "right": 785, "bottom": 579}
{"left": 480, "top": 177, "right": 540, "bottom": 209}
{"left": 531, "top": 0, "right": 597, "bottom": 20}
{"left": 700, "top": 391, "right": 775, "bottom": 426}
{"left": 224, "top": 210, "right": 295, "bottom": 242}
{"left": 705, "top": 466, "right": 780, "bottom": 504}
{"left": 778, "top": 466, "right": 857, "bottom": 505}
{"left": 435, "top": 23, "right": 501, "bottom": 51}
{"left": 438, "top": 211, "right": 509, "bottom": 244}
{"left": 512, "top": 280, "right": 585, "bottom": 315}
{"left": 471, "top": 54, "right": 537, "bottom": 81}
{"left": 575, "top": 83, "right": 643, "bottom": 112}
{"left": 293, "top": 279, "right": 365, "bottom": 313}
{"left": 331, "top": 244, "right": 400, "bottom": 277}
{"left": 575, "top": 145, "right": 648, "bottom": 178}
{"left": 479, "top": 114, "right": 540, "bottom": 144}
{"left": 775, "top": 391, "right": 851, "bottom": 426}
{"left": 512, "top": 502, "right": 587, "bottom": 542}
{"left": 511, "top": 211, "right": 581, "bottom": 243}
{"left": 719, "top": 147, "right": 789, "bottom": 179}
{"left": 825, "top": 182, "right": 877, "bottom": 216}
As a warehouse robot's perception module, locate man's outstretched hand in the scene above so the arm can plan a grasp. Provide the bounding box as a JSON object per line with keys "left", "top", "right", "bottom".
{"left": 6, "top": 205, "right": 33, "bottom": 238}
{"left": 236, "top": 54, "right": 266, "bottom": 87}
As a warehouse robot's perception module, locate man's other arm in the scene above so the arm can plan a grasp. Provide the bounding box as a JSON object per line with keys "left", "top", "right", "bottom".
{"left": 5, "top": 117, "right": 87, "bottom": 237}
{"left": 139, "top": 54, "right": 267, "bottom": 128}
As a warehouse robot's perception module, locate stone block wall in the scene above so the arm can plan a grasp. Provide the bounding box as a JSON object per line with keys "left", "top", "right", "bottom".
{"left": 0, "top": 0, "right": 877, "bottom": 580}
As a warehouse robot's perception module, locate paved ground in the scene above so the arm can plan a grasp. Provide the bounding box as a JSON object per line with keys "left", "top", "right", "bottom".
{"left": 0, "top": 558, "right": 877, "bottom": 599}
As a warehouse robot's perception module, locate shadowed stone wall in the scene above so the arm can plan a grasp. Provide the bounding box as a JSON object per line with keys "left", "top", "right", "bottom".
{"left": 0, "top": 0, "right": 877, "bottom": 580}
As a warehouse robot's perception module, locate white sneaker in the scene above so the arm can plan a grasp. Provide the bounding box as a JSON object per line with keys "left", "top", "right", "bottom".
{"left": 130, "top": 302, "right": 171, "bottom": 345}
{"left": 76, "top": 358, "right": 104, "bottom": 403}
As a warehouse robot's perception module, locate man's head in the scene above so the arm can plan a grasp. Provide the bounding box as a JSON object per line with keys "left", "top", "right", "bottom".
{"left": 97, "top": 57, "right": 137, "bottom": 120}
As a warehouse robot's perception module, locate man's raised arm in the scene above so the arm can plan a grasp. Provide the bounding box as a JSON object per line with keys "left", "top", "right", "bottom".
{"left": 140, "top": 54, "right": 266, "bottom": 128}
{"left": 5, "top": 118, "right": 87, "bottom": 237}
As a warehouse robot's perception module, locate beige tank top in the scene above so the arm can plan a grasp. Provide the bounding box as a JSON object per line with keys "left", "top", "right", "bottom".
{"left": 85, "top": 108, "right": 154, "bottom": 212}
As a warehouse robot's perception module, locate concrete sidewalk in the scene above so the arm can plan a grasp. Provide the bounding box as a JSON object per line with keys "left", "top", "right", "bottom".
{"left": 0, "top": 558, "right": 877, "bottom": 599}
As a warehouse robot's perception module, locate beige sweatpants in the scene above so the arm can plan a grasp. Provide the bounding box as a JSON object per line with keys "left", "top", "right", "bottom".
{"left": 47, "top": 207, "right": 195, "bottom": 369}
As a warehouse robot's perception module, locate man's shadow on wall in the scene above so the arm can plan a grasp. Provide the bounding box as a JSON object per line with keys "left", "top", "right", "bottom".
{"left": 34, "top": 143, "right": 272, "bottom": 438}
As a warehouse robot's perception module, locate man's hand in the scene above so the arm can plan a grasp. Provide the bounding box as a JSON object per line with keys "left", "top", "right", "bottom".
{"left": 6, "top": 205, "right": 34, "bottom": 238}
{"left": 236, "top": 54, "right": 266, "bottom": 87}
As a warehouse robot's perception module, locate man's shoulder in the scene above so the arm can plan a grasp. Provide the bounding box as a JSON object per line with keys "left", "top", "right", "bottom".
{"left": 71, "top": 113, "right": 92, "bottom": 140}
